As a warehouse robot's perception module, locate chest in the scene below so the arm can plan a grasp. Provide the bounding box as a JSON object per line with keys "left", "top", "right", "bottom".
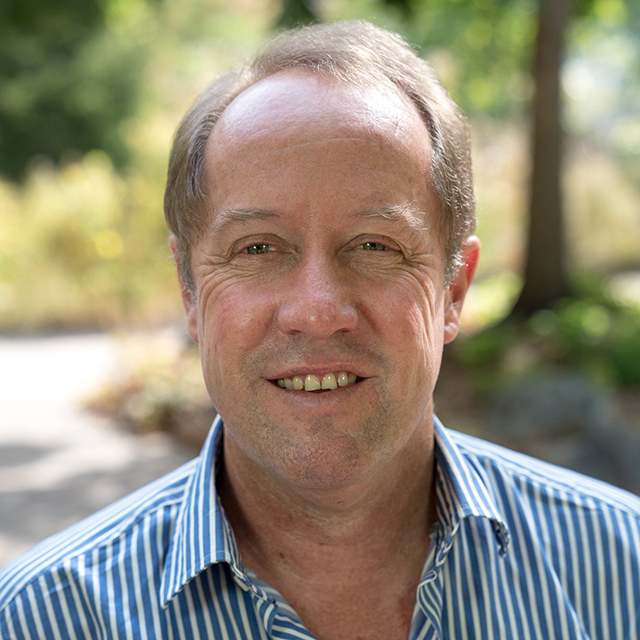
{"left": 283, "top": 585, "right": 417, "bottom": 640}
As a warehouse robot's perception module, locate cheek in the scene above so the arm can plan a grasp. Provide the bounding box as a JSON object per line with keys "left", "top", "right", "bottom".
{"left": 198, "top": 284, "right": 275, "bottom": 366}
{"left": 403, "top": 305, "right": 445, "bottom": 377}
{"left": 366, "top": 277, "right": 444, "bottom": 354}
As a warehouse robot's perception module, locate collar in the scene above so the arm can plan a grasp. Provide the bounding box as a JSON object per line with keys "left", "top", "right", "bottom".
{"left": 160, "top": 415, "right": 510, "bottom": 606}
{"left": 160, "top": 415, "right": 266, "bottom": 606}
{"left": 432, "top": 416, "right": 510, "bottom": 560}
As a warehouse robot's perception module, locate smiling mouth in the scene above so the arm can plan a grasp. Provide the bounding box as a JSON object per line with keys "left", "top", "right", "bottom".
{"left": 271, "top": 371, "right": 362, "bottom": 392}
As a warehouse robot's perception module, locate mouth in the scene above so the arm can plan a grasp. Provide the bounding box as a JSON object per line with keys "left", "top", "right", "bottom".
{"left": 269, "top": 371, "right": 363, "bottom": 393}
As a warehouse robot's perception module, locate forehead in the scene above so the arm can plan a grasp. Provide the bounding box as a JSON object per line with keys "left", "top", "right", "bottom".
{"left": 201, "top": 70, "right": 438, "bottom": 237}
{"left": 206, "top": 69, "right": 432, "bottom": 174}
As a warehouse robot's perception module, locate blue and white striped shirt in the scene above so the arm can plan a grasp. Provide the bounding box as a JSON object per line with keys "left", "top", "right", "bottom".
{"left": 1, "top": 415, "right": 639, "bottom": 639}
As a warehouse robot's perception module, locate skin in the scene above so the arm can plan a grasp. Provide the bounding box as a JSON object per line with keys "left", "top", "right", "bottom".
{"left": 173, "top": 70, "right": 479, "bottom": 639}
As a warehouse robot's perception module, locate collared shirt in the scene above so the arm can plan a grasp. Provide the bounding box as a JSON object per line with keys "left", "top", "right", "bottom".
{"left": 1, "top": 415, "right": 639, "bottom": 639}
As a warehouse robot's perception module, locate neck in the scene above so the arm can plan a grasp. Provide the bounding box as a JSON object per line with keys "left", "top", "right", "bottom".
{"left": 217, "top": 418, "right": 438, "bottom": 591}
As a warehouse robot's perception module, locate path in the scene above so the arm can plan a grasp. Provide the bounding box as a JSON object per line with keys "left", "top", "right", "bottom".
{"left": 0, "top": 333, "right": 195, "bottom": 568}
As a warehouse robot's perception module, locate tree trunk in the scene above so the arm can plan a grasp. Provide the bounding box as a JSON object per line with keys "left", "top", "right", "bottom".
{"left": 512, "top": 0, "right": 571, "bottom": 317}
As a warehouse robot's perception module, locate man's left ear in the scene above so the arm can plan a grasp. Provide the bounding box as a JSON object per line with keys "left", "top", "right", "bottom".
{"left": 443, "top": 236, "right": 481, "bottom": 344}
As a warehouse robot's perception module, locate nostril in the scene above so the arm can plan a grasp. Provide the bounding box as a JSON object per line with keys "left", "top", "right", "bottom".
{"left": 276, "top": 297, "right": 359, "bottom": 338}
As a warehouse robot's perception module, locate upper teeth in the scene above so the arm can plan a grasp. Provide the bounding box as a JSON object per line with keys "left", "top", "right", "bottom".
{"left": 277, "top": 371, "right": 357, "bottom": 391}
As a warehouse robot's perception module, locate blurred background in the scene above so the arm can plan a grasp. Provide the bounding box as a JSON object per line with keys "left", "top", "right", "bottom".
{"left": 1, "top": 0, "right": 639, "bottom": 565}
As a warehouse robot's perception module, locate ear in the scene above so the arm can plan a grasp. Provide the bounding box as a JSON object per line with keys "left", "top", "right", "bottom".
{"left": 443, "top": 236, "right": 480, "bottom": 345}
{"left": 168, "top": 234, "right": 199, "bottom": 345}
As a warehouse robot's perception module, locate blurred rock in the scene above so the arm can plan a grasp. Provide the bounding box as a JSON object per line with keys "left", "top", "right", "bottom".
{"left": 487, "top": 372, "right": 640, "bottom": 494}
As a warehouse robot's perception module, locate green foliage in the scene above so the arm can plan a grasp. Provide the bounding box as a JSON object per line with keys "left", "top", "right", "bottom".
{"left": 405, "top": 0, "right": 538, "bottom": 117}
{"left": 318, "top": 0, "right": 538, "bottom": 115}
{"left": 531, "top": 281, "right": 640, "bottom": 385}
{"left": 456, "top": 278, "right": 640, "bottom": 391}
{"left": 0, "top": 0, "right": 150, "bottom": 179}
{"left": 0, "top": 151, "right": 181, "bottom": 329}
{"left": 275, "top": 0, "right": 321, "bottom": 28}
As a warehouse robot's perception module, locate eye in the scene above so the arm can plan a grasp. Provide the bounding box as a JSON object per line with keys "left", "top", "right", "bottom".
{"left": 361, "top": 241, "right": 388, "bottom": 251}
{"left": 245, "top": 243, "right": 272, "bottom": 255}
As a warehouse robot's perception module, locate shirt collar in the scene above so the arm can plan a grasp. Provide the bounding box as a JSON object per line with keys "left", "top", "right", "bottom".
{"left": 432, "top": 416, "right": 510, "bottom": 557}
{"left": 160, "top": 415, "right": 259, "bottom": 607}
{"left": 160, "top": 414, "right": 510, "bottom": 606}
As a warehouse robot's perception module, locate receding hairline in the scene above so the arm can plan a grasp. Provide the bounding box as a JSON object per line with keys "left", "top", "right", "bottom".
{"left": 210, "top": 65, "right": 429, "bottom": 135}
{"left": 202, "top": 68, "right": 435, "bottom": 190}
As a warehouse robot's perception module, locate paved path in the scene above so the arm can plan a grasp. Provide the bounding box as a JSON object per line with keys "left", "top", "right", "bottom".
{"left": 0, "top": 333, "right": 195, "bottom": 568}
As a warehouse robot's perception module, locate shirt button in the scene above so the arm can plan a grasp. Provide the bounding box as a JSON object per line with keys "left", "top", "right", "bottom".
{"left": 235, "top": 577, "right": 251, "bottom": 592}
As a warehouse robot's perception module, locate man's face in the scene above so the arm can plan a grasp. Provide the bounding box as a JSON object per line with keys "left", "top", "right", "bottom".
{"left": 180, "top": 71, "right": 477, "bottom": 490}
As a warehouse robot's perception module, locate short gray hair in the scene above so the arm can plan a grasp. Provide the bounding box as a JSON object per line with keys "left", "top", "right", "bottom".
{"left": 164, "top": 20, "right": 475, "bottom": 291}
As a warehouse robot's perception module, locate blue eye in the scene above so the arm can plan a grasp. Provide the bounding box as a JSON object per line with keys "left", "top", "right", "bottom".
{"left": 361, "top": 241, "right": 387, "bottom": 251}
{"left": 245, "top": 244, "right": 271, "bottom": 254}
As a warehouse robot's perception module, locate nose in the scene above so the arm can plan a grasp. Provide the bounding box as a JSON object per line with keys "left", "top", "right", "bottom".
{"left": 277, "top": 257, "right": 359, "bottom": 338}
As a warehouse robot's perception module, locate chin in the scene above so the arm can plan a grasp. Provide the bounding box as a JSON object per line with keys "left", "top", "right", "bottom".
{"left": 272, "top": 433, "right": 401, "bottom": 493}
{"left": 249, "top": 431, "right": 369, "bottom": 490}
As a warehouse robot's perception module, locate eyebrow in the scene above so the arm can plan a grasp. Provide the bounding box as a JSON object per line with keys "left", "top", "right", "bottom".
{"left": 211, "top": 203, "right": 428, "bottom": 233}
{"left": 354, "top": 204, "right": 428, "bottom": 232}
{"left": 210, "top": 208, "right": 278, "bottom": 234}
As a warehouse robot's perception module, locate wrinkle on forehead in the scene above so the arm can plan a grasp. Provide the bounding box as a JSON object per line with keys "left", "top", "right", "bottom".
{"left": 210, "top": 202, "right": 430, "bottom": 236}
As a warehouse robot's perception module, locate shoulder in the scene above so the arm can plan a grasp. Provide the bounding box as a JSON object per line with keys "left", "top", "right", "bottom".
{"left": 450, "top": 428, "right": 640, "bottom": 516}
{"left": 447, "top": 429, "right": 640, "bottom": 636}
{"left": 0, "top": 459, "right": 197, "bottom": 617}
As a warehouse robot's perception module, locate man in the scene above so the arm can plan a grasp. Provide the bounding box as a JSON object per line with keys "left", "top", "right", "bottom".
{"left": 1, "top": 20, "right": 639, "bottom": 640}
